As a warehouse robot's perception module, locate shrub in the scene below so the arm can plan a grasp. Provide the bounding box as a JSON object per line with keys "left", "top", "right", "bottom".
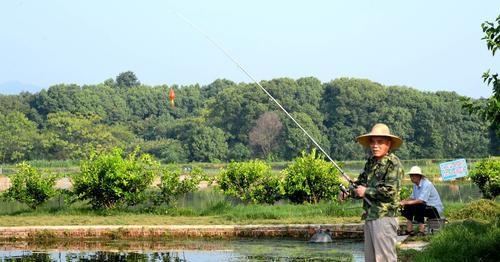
{"left": 152, "top": 166, "right": 207, "bottom": 206}
{"left": 470, "top": 158, "right": 499, "bottom": 199}
{"left": 2, "top": 162, "right": 56, "bottom": 209}
{"left": 282, "top": 149, "right": 342, "bottom": 204}
{"left": 400, "top": 185, "right": 412, "bottom": 200}
{"left": 217, "top": 160, "right": 284, "bottom": 204}
{"left": 72, "top": 148, "right": 157, "bottom": 209}
{"left": 448, "top": 199, "right": 500, "bottom": 223}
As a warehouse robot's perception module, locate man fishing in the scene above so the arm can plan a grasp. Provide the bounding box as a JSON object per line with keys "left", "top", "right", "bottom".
{"left": 177, "top": 13, "right": 403, "bottom": 260}
{"left": 353, "top": 123, "right": 404, "bottom": 262}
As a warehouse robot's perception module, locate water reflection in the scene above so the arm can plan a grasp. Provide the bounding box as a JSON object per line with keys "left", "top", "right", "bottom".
{"left": 0, "top": 251, "right": 188, "bottom": 262}
{"left": 0, "top": 239, "right": 363, "bottom": 261}
{"left": 434, "top": 183, "right": 482, "bottom": 202}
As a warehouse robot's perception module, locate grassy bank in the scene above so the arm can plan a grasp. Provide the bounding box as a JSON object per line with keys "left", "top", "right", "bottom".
{"left": 0, "top": 195, "right": 469, "bottom": 227}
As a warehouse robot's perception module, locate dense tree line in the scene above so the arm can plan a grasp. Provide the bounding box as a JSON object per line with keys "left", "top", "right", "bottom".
{"left": 0, "top": 72, "right": 496, "bottom": 163}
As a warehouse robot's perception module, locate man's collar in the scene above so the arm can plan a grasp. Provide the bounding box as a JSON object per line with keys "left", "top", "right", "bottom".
{"left": 417, "top": 178, "right": 425, "bottom": 188}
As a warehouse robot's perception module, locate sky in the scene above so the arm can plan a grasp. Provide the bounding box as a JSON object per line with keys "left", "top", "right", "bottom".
{"left": 1, "top": 0, "right": 499, "bottom": 98}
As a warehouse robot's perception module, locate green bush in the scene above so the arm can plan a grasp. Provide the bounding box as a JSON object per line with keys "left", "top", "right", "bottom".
{"left": 2, "top": 162, "right": 56, "bottom": 209}
{"left": 448, "top": 199, "right": 500, "bottom": 223}
{"left": 411, "top": 220, "right": 500, "bottom": 262}
{"left": 72, "top": 148, "right": 157, "bottom": 209}
{"left": 282, "top": 149, "right": 341, "bottom": 204}
{"left": 400, "top": 185, "right": 411, "bottom": 200}
{"left": 217, "top": 160, "right": 284, "bottom": 204}
{"left": 152, "top": 166, "right": 207, "bottom": 206}
{"left": 470, "top": 158, "right": 500, "bottom": 199}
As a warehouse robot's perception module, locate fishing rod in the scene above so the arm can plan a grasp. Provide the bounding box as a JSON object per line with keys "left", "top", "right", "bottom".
{"left": 176, "top": 12, "right": 371, "bottom": 206}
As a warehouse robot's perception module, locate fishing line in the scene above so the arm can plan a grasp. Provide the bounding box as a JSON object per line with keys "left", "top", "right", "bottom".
{"left": 175, "top": 12, "right": 371, "bottom": 205}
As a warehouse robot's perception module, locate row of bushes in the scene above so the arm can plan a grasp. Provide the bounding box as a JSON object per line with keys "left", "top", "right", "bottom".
{"left": 218, "top": 149, "right": 342, "bottom": 204}
{"left": 2, "top": 147, "right": 498, "bottom": 210}
{"left": 1, "top": 148, "right": 343, "bottom": 210}
{"left": 1, "top": 148, "right": 206, "bottom": 209}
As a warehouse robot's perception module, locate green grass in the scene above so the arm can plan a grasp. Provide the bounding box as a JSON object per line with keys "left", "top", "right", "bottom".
{"left": 400, "top": 219, "right": 500, "bottom": 262}
{"left": 0, "top": 186, "right": 472, "bottom": 227}
{"left": 0, "top": 189, "right": 367, "bottom": 226}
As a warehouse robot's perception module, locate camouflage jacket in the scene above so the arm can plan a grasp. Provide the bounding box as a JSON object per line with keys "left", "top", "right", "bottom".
{"left": 355, "top": 153, "right": 403, "bottom": 220}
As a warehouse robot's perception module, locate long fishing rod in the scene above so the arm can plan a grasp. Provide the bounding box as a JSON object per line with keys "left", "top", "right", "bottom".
{"left": 176, "top": 12, "right": 371, "bottom": 205}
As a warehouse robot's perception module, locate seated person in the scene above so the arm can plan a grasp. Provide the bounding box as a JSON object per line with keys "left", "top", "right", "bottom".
{"left": 399, "top": 166, "right": 444, "bottom": 236}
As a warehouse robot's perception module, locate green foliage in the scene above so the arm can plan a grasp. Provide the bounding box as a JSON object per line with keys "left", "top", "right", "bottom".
{"left": 323, "top": 78, "right": 489, "bottom": 160}
{"left": 227, "top": 143, "right": 251, "bottom": 161}
{"left": 470, "top": 158, "right": 500, "bottom": 199}
{"left": 44, "top": 112, "right": 133, "bottom": 159}
{"left": 0, "top": 74, "right": 494, "bottom": 162}
{"left": 281, "top": 112, "right": 329, "bottom": 159}
{"left": 0, "top": 112, "right": 39, "bottom": 163}
{"left": 116, "top": 71, "right": 140, "bottom": 88}
{"left": 399, "top": 185, "right": 411, "bottom": 200}
{"left": 411, "top": 220, "right": 500, "bottom": 262}
{"left": 139, "top": 139, "right": 188, "bottom": 163}
{"left": 282, "top": 149, "right": 341, "bottom": 204}
{"left": 218, "top": 160, "right": 284, "bottom": 204}
{"left": 2, "top": 163, "right": 56, "bottom": 209}
{"left": 72, "top": 148, "right": 157, "bottom": 209}
{"left": 153, "top": 166, "right": 206, "bottom": 206}
{"left": 448, "top": 199, "right": 500, "bottom": 223}
{"left": 462, "top": 14, "right": 500, "bottom": 142}
{"left": 188, "top": 126, "right": 228, "bottom": 162}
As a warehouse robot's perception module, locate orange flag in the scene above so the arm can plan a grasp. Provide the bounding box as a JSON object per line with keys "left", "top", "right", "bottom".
{"left": 169, "top": 87, "right": 175, "bottom": 107}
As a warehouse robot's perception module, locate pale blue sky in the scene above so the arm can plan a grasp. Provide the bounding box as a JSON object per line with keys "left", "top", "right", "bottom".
{"left": 1, "top": 0, "right": 499, "bottom": 98}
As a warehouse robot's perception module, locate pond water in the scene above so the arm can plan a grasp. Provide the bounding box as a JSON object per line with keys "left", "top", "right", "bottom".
{"left": 417, "top": 183, "right": 481, "bottom": 202}
{"left": 0, "top": 239, "right": 364, "bottom": 261}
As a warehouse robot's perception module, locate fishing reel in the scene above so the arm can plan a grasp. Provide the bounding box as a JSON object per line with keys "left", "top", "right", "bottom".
{"left": 338, "top": 183, "right": 355, "bottom": 201}
{"left": 339, "top": 183, "right": 357, "bottom": 195}
{"left": 338, "top": 183, "right": 350, "bottom": 195}
{"left": 339, "top": 183, "right": 372, "bottom": 206}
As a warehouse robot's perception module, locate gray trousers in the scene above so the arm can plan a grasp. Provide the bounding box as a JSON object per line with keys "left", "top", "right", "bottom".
{"left": 364, "top": 217, "right": 398, "bottom": 262}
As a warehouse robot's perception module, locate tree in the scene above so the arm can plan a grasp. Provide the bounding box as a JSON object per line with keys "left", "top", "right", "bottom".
{"left": 72, "top": 148, "right": 157, "bottom": 209}
{"left": 227, "top": 143, "right": 251, "bottom": 161}
{"left": 188, "top": 126, "right": 228, "bottom": 162}
{"left": 249, "top": 111, "right": 283, "bottom": 158}
{"left": 45, "top": 112, "right": 133, "bottom": 159}
{"left": 152, "top": 166, "right": 206, "bottom": 206}
{"left": 282, "top": 149, "right": 341, "bottom": 204}
{"left": 0, "top": 112, "right": 38, "bottom": 163}
{"left": 470, "top": 158, "right": 500, "bottom": 200}
{"left": 463, "top": 15, "right": 500, "bottom": 141}
{"left": 116, "top": 71, "right": 140, "bottom": 88}
{"left": 2, "top": 163, "right": 56, "bottom": 209}
{"left": 218, "top": 160, "right": 283, "bottom": 204}
{"left": 207, "top": 84, "right": 269, "bottom": 145}
{"left": 139, "top": 138, "right": 188, "bottom": 163}
{"left": 202, "top": 78, "right": 236, "bottom": 99}
{"left": 280, "top": 112, "right": 329, "bottom": 160}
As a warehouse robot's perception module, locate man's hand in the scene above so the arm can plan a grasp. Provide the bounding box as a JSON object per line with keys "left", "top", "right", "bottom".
{"left": 355, "top": 185, "right": 367, "bottom": 198}
{"left": 400, "top": 199, "right": 423, "bottom": 206}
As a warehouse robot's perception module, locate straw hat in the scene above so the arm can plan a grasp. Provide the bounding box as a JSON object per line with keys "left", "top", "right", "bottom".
{"left": 407, "top": 166, "right": 423, "bottom": 176}
{"left": 356, "top": 123, "right": 403, "bottom": 149}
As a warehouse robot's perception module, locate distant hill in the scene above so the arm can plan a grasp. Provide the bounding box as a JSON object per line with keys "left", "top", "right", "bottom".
{"left": 0, "top": 81, "right": 42, "bottom": 95}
